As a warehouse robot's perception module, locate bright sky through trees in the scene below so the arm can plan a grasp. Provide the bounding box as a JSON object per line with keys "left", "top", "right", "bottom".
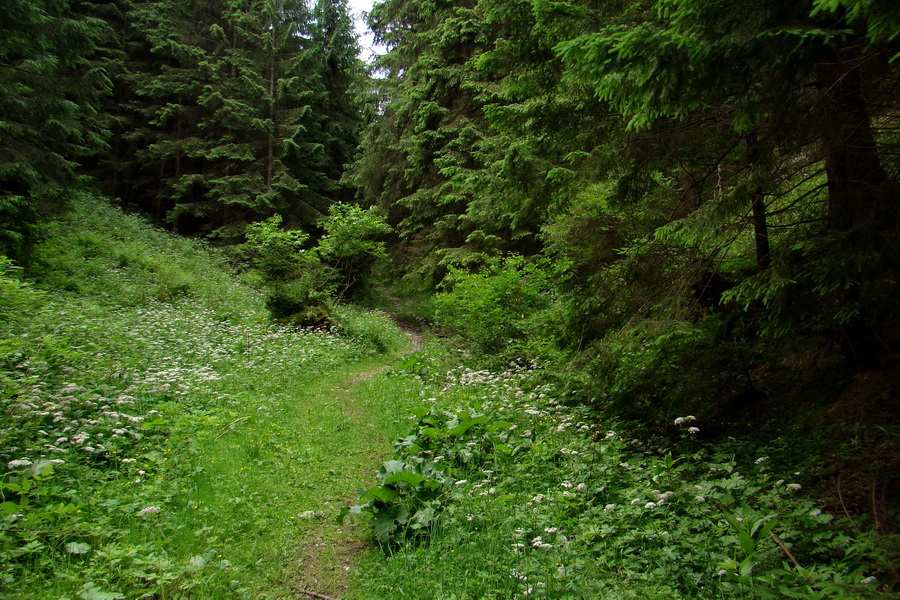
{"left": 346, "top": 0, "right": 383, "bottom": 60}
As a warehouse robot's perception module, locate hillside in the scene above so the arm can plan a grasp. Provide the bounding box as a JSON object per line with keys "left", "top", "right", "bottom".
{"left": 0, "top": 196, "right": 414, "bottom": 599}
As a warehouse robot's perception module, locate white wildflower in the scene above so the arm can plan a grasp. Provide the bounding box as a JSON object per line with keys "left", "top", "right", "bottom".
{"left": 7, "top": 459, "right": 32, "bottom": 469}
{"left": 139, "top": 506, "right": 161, "bottom": 517}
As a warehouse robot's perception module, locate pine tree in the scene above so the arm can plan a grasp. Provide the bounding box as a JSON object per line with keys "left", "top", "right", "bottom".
{"left": 0, "top": 0, "right": 110, "bottom": 261}
{"left": 108, "top": 0, "right": 338, "bottom": 239}
{"left": 554, "top": 0, "right": 900, "bottom": 342}
{"left": 351, "top": 0, "right": 500, "bottom": 280}
{"left": 313, "top": 0, "right": 366, "bottom": 203}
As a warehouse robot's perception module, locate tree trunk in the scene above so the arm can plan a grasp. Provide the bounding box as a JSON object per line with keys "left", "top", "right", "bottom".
{"left": 267, "top": 40, "right": 275, "bottom": 192}
{"left": 175, "top": 115, "right": 182, "bottom": 179}
{"left": 818, "top": 48, "right": 888, "bottom": 234}
{"left": 746, "top": 134, "right": 770, "bottom": 272}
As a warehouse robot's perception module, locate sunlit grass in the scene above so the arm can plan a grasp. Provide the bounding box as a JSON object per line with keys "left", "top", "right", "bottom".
{"left": 0, "top": 196, "right": 421, "bottom": 599}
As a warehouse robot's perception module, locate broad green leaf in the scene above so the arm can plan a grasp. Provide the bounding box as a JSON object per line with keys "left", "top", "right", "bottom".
{"left": 383, "top": 471, "right": 427, "bottom": 487}
{"left": 64, "top": 542, "right": 91, "bottom": 555}
{"left": 359, "top": 485, "right": 398, "bottom": 504}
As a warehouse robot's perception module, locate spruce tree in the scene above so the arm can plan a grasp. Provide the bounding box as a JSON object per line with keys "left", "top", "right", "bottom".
{"left": 0, "top": 0, "right": 110, "bottom": 261}
{"left": 112, "top": 0, "right": 338, "bottom": 239}
{"left": 313, "top": 0, "right": 366, "bottom": 203}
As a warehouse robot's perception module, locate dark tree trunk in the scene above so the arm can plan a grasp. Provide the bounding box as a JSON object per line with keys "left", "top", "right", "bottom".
{"left": 745, "top": 135, "right": 770, "bottom": 271}
{"left": 751, "top": 191, "right": 770, "bottom": 271}
{"left": 819, "top": 48, "right": 889, "bottom": 234}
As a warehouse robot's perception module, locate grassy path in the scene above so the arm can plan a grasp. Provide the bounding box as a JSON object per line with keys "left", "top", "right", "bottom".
{"left": 183, "top": 322, "right": 426, "bottom": 600}
{"left": 285, "top": 329, "right": 422, "bottom": 598}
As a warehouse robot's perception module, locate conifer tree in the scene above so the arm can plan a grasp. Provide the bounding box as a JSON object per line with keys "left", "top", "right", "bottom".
{"left": 351, "top": 0, "right": 500, "bottom": 279}
{"left": 555, "top": 0, "right": 900, "bottom": 342}
{"left": 313, "top": 0, "right": 366, "bottom": 203}
{"left": 111, "top": 0, "right": 340, "bottom": 238}
{"left": 0, "top": 0, "right": 110, "bottom": 261}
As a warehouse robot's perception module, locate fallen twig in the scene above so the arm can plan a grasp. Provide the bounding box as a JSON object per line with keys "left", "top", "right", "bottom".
{"left": 770, "top": 531, "right": 802, "bottom": 569}
{"left": 278, "top": 579, "right": 339, "bottom": 600}
{"left": 214, "top": 416, "right": 248, "bottom": 439}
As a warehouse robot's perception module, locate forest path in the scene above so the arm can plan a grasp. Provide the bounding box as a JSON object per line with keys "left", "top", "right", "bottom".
{"left": 280, "top": 320, "right": 423, "bottom": 600}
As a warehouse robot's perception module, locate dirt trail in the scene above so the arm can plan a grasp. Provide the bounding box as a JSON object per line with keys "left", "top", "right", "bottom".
{"left": 283, "top": 321, "right": 423, "bottom": 600}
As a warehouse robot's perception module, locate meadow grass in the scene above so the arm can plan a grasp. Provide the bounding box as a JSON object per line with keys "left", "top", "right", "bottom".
{"left": 1, "top": 197, "right": 893, "bottom": 600}
{"left": 0, "top": 197, "right": 420, "bottom": 599}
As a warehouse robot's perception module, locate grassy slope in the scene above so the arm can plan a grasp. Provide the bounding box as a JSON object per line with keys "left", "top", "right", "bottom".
{"left": 0, "top": 196, "right": 417, "bottom": 599}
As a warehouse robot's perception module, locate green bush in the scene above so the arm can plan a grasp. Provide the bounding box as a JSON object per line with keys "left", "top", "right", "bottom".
{"left": 242, "top": 214, "right": 332, "bottom": 323}
{"left": 434, "top": 255, "right": 564, "bottom": 356}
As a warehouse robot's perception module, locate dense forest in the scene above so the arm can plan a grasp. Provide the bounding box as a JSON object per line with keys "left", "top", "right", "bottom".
{"left": 1, "top": 0, "right": 899, "bottom": 597}
{"left": 7, "top": 0, "right": 898, "bottom": 432}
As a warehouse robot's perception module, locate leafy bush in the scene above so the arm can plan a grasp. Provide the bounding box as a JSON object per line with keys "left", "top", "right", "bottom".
{"left": 434, "top": 255, "right": 564, "bottom": 356}
{"left": 317, "top": 204, "right": 392, "bottom": 298}
{"left": 242, "top": 214, "right": 332, "bottom": 322}
{"left": 340, "top": 458, "right": 450, "bottom": 546}
{"left": 242, "top": 207, "right": 393, "bottom": 321}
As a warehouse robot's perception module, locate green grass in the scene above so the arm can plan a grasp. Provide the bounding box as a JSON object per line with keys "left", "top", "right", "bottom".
{"left": 0, "top": 196, "right": 422, "bottom": 599}
{"left": 2, "top": 196, "right": 894, "bottom": 600}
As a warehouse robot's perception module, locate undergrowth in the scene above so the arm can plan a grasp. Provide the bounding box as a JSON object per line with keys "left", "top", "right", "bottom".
{"left": 347, "top": 357, "right": 898, "bottom": 599}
